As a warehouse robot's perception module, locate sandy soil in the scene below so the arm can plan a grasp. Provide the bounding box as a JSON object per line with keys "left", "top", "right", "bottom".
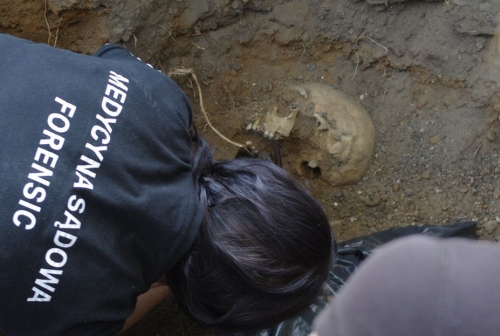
{"left": 2, "top": 0, "right": 500, "bottom": 335}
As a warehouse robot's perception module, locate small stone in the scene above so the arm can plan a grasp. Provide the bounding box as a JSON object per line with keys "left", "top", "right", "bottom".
{"left": 342, "top": 190, "right": 350, "bottom": 201}
{"left": 422, "top": 170, "right": 431, "bottom": 179}
{"left": 364, "top": 195, "right": 380, "bottom": 207}
{"left": 494, "top": 188, "right": 500, "bottom": 200}
{"left": 417, "top": 191, "right": 427, "bottom": 198}
{"left": 460, "top": 187, "right": 468, "bottom": 194}
{"left": 392, "top": 184, "right": 400, "bottom": 192}
{"left": 230, "top": 69, "right": 238, "bottom": 77}
{"left": 484, "top": 220, "right": 499, "bottom": 235}
{"left": 380, "top": 194, "right": 389, "bottom": 202}
{"left": 306, "top": 63, "right": 317, "bottom": 71}
{"left": 429, "top": 135, "right": 439, "bottom": 144}
{"left": 486, "top": 129, "right": 496, "bottom": 142}
{"left": 331, "top": 220, "right": 342, "bottom": 227}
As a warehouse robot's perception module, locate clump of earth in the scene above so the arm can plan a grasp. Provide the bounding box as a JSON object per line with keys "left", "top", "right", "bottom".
{"left": 2, "top": 0, "right": 500, "bottom": 335}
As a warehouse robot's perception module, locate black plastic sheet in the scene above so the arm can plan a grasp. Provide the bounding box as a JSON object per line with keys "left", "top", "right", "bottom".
{"left": 221, "top": 221, "right": 477, "bottom": 336}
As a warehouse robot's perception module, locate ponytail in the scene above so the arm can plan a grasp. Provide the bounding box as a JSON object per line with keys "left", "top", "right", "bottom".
{"left": 166, "top": 132, "right": 335, "bottom": 332}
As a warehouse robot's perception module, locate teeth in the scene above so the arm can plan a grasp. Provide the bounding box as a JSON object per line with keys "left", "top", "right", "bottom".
{"left": 252, "top": 119, "right": 260, "bottom": 130}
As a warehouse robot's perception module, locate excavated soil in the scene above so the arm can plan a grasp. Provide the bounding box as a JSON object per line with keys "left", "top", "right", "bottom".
{"left": 2, "top": 0, "right": 500, "bottom": 335}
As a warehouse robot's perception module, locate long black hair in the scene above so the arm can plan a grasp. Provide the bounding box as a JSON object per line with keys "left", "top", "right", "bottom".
{"left": 166, "top": 133, "right": 335, "bottom": 332}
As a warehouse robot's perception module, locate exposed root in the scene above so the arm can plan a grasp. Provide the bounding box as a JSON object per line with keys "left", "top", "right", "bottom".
{"left": 352, "top": 35, "right": 388, "bottom": 79}
{"left": 168, "top": 67, "right": 247, "bottom": 150}
{"left": 473, "top": 144, "right": 482, "bottom": 159}
{"left": 352, "top": 51, "right": 360, "bottom": 80}
{"left": 44, "top": 0, "right": 62, "bottom": 47}
{"left": 53, "top": 16, "right": 63, "bottom": 47}
{"left": 355, "top": 35, "right": 389, "bottom": 54}
{"left": 191, "top": 43, "right": 205, "bottom": 50}
{"left": 44, "top": 0, "right": 55, "bottom": 45}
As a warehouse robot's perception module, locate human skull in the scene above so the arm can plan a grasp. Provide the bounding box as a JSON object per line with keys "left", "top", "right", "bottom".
{"left": 288, "top": 83, "right": 376, "bottom": 186}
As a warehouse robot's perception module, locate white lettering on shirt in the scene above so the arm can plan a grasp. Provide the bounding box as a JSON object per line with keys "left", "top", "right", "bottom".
{"left": 28, "top": 70, "right": 130, "bottom": 302}
{"left": 12, "top": 97, "right": 76, "bottom": 230}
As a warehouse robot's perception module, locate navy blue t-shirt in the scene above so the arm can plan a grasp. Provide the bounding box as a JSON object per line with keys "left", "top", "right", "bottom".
{"left": 0, "top": 34, "right": 202, "bottom": 335}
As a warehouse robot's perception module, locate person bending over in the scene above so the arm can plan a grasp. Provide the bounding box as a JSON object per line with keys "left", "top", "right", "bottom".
{"left": 0, "top": 33, "right": 334, "bottom": 336}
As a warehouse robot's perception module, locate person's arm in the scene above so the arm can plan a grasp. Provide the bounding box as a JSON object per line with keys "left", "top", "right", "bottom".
{"left": 120, "top": 276, "right": 170, "bottom": 333}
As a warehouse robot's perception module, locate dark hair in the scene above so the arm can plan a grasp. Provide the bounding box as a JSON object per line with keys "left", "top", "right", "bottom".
{"left": 166, "top": 136, "right": 335, "bottom": 332}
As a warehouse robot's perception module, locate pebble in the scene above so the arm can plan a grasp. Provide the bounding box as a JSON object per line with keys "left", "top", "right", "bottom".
{"left": 484, "top": 220, "right": 499, "bottom": 235}
{"left": 306, "top": 63, "right": 317, "bottom": 71}
{"left": 363, "top": 195, "right": 380, "bottom": 207}
{"left": 486, "top": 129, "right": 496, "bottom": 142}
{"left": 429, "top": 135, "right": 440, "bottom": 144}
{"left": 494, "top": 188, "right": 500, "bottom": 200}
{"left": 230, "top": 69, "right": 238, "bottom": 77}
{"left": 392, "top": 184, "right": 400, "bottom": 192}
{"left": 331, "top": 220, "right": 342, "bottom": 227}
{"left": 342, "top": 190, "right": 351, "bottom": 201}
{"left": 460, "top": 187, "right": 468, "bottom": 194}
{"left": 422, "top": 170, "right": 431, "bottom": 179}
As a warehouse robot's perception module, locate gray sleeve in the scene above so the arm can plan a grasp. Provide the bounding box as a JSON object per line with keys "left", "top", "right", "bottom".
{"left": 312, "top": 235, "right": 500, "bottom": 336}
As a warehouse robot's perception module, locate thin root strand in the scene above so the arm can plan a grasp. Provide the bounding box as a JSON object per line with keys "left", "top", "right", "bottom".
{"left": 168, "top": 67, "right": 248, "bottom": 151}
